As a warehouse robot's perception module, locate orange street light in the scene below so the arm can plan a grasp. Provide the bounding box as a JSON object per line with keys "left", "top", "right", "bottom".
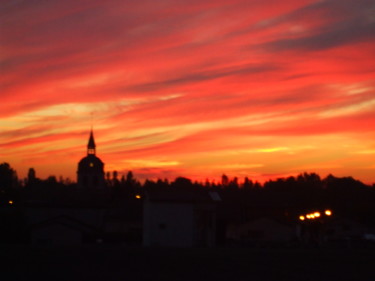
{"left": 325, "top": 210, "right": 332, "bottom": 216}
{"left": 314, "top": 212, "right": 321, "bottom": 218}
{"left": 135, "top": 194, "right": 141, "bottom": 199}
{"left": 299, "top": 215, "right": 305, "bottom": 221}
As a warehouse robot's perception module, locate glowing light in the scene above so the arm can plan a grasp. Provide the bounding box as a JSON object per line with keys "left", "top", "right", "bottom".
{"left": 325, "top": 210, "right": 332, "bottom": 216}
{"left": 308, "top": 213, "right": 316, "bottom": 219}
{"left": 306, "top": 214, "right": 311, "bottom": 219}
{"left": 8, "top": 200, "right": 13, "bottom": 205}
{"left": 314, "top": 212, "right": 321, "bottom": 218}
{"left": 299, "top": 215, "right": 305, "bottom": 221}
{"left": 135, "top": 195, "right": 141, "bottom": 199}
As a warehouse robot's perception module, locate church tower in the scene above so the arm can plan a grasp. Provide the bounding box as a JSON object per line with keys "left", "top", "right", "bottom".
{"left": 77, "top": 129, "right": 105, "bottom": 189}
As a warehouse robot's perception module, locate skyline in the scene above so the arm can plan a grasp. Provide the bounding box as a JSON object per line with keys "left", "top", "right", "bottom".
{"left": 1, "top": 0, "right": 375, "bottom": 184}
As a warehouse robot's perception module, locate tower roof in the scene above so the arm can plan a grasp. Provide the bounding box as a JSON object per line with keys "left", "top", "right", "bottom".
{"left": 88, "top": 130, "right": 96, "bottom": 149}
{"left": 87, "top": 129, "right": 96, "bottom": 155}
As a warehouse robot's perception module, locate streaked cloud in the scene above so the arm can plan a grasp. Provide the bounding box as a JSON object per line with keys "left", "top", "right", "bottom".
{"left": 355, "top": 150, "right": 375, "bottom": 155}
{"left": 125, "top": 159, "right": 181, "bottom": 168}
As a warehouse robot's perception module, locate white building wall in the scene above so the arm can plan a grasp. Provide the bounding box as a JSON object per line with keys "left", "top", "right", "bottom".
{"left": 143, "top": 201, "right": 194, "bottom": 247}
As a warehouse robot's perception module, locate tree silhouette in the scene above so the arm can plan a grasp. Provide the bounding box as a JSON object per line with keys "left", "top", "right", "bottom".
{"left": 172, "top": 177, "right": 193, "bottom": 189}
{"left": 0, "top": 163, "right": 18, "bottom": 191}
{"left": 221, "top": 174, "right": 229, "bottom": 187}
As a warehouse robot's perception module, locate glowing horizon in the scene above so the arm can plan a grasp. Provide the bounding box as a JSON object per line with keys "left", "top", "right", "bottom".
{"left": 1, "top": 0, "right": 374, "bottom": 184}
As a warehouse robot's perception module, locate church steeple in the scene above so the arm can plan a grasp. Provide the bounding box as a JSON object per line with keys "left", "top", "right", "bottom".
{"left": 78, "top": 128, "right": 105, "bottom": 189}
{"left": 87, "top": 129, "right": 96, "bottom": 155}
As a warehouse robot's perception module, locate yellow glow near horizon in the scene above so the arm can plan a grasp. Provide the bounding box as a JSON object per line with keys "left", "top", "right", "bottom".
{"left": 125, "top": 159, "right": 180, "bottom": 168}
{"left": 256, "top": 147, "right": 289, "bottom": 153}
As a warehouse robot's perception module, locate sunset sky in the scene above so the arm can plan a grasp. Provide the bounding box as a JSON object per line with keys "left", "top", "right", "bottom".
{"left": 1, "top": 0, "right": 375, "bottom": 184}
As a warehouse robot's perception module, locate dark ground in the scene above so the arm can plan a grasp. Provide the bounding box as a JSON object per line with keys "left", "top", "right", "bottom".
{"left": 1, "top": 245, "right": 374, "bottom": 281}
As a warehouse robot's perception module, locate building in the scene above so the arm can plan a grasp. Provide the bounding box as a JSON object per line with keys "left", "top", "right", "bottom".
{"left": 143, "top": 189, "right": 218, "bottom": 247}
{"left": 77, "top": 130, "right": 106, "bottom": 189}
{"left": 30, "top": 215, "right": 101, "bottom": 245}
{"left": 226, "top": 217, "right": 295, "bottom": 246}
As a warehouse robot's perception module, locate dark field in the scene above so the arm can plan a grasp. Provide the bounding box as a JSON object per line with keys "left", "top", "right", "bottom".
{"left": 1, "top": 245, "right": 374, "bottom": 281}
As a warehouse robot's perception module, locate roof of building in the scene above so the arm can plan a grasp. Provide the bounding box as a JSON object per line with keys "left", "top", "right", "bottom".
{"left": 29, "top": 214, "right": 101, "bottom": 234}
{"left": 88, "top": 130, "right": 96, "bottom": 149}
{"left": 78, "top": 154, "right": 104, "bottom": 166}
{"left": 145, "top": 188, "right": 219, "bottom": 204}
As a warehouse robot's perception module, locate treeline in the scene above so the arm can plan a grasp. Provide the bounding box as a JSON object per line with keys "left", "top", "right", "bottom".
{"left": 1, "top": 162, "right": 374, "bottom": 192}
{"left": 1, "top": 162, "right": 375, "bottom": 230}
{"left": 1, "top": 162, "right": 375, "bottom": 220}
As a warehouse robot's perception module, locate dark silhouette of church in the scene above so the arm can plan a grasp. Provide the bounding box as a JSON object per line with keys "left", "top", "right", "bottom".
{"left": 77, "top": 130, "right": 106, "bottom": 189}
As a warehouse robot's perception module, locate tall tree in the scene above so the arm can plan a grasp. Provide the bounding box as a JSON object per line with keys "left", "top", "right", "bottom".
{"left": 0, "top": 163, "right": 18, "bottom": 191}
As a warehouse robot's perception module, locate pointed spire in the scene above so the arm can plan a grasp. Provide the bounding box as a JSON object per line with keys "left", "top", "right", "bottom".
{"left": 87, "top": 129, "right": 96, "bottom": 155}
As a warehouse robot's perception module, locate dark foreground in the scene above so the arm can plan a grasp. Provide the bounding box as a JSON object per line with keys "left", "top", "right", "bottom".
{"left": 1, "top": 245, "right": 374, "bottom": 281}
